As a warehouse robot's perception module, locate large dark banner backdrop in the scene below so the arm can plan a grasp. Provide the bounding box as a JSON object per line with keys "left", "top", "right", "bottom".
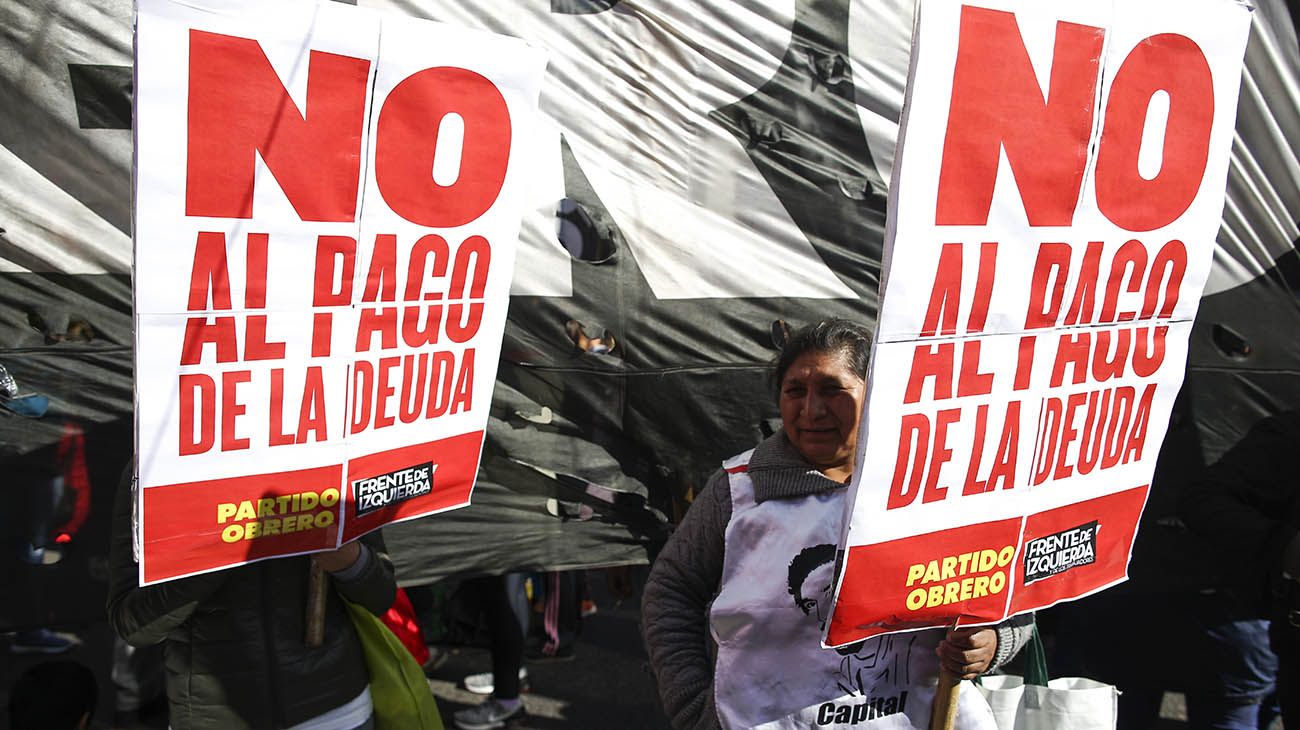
{"left": 0, "top": 0, "right": 1296, "bottom": 628}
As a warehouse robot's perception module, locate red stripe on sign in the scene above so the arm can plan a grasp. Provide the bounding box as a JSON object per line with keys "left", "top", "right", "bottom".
{"left": 724, "top": 465, "right": 749, "bottom": 474}
{"left": 342, "top": 431, "right": 484, "bottom": 541}
{"left": 1009, "top": 484, "right": 1149, "bottom": 614}
{"left": 826, "top": 518, "right": 1022, "bottom": 647}
{"left": 141, "top": 464, "right": 343, "bottom": 584}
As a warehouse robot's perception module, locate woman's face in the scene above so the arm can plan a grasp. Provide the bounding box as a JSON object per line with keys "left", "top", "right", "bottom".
{"left": 779, "top": 349, "right": 867, "bottom": 481}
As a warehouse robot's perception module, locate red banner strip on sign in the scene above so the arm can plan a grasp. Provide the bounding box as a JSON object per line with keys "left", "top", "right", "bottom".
{"left": 1009, "top": 484, "right": 1149, "bottom": 614}
{"left": 828, "top": 518, "right": 1022, "bottom": 645}
{"left": 342, "top": 430, "right": 484, "bottom": 541}
{"left": 142, "top": 463, "right": 344, "bottom": 583}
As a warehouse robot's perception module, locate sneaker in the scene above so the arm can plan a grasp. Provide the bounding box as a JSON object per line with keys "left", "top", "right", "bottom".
{"left": 463, "top": 668, "right": 528, "bottom": 695}
{"left": 11, "top": 628, "right": 81, "bottom": 654}
{"left": 19, "top": 543, "right": 62, "bottom": 566}
{"left": 453, "top": 698, "right": 524, "bottom": 730}
{"left": 0, "top": 362, "right": 17, "bottom": 399}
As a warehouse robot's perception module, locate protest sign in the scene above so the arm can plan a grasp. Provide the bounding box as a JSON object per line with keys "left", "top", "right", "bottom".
{"left": 133, "top": 0, "right": 546, "bottom": 584}
{"left": 825, "top": 0, "right": 1252, "bottom": 646}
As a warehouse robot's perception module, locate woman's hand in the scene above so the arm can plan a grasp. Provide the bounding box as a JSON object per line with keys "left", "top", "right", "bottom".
{"left": 936, "top": 626, "right": 998, "bottom": 679}
{"left": 313, "top": 541, "right": 361, "bottom": 573}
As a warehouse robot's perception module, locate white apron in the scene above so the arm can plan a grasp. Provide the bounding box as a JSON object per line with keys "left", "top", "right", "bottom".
{"left": 709, "top": 451, "right": 997, "bottom": 730}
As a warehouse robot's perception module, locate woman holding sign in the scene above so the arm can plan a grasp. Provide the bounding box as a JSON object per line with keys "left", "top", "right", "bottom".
{"left": 642, "top": 319, "right": 1032, "bottom": 729}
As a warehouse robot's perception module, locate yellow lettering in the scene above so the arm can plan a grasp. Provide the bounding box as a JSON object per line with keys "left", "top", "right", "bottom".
{"left": 320, "top": 488, "right": 340, "bottom": 507}
{"left": 314, "top": 511, "right": 336, "bottom": 529}
{"left": 216, "top": 503, "right": 237, "bottom": 524}
{"left": 909, "top": 547, "right": 1018, "bottom": 596}
{"left": 990, "top": 572, "right": 1007, "bottom": 594}
{"left": 943, "top": 581, "right": 960, "bottom": 605}
{"left": 922, "top": 560, "right": 941, "bottom": 584}
{"left": 906, "top": 588, "right": 927, "bottom": 610}
{"left": 245, "top": 521, "right": 261, "bottom": 540}
{"left": 998, "top": 545, "right": 1015, "bottom": 567}
{"left": 927, "top": 585, "right": 944, "bottom": 608}
{"left": 957, "top": 551, "right": 974, "bottom": 574}
{"left": 263, "top": 518, "right": 281, "bottom": 536}
{"left": 257, "top": 499, "right": 276, "bottom": 517}
{"left": 235, "top": 501, "right": 257, "bottom": 521}
{"left": 941, "top": 556, "right": 957, "bottom": 580}
{"left": 300, "top": 492, "right": 319, "bottom": 511}
{"left": 221, "top": 524, "right": 243, "bottom": 543}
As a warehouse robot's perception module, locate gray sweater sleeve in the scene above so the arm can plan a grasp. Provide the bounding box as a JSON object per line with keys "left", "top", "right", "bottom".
{"left": 990, "top": 612, "right": 1035, "bottom": 671}
{"left": 642, "top": 470, "right": 731, "bottom": 730}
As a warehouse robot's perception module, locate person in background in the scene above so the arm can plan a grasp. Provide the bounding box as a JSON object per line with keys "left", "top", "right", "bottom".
{"left": 1180, "top": 409, "right": 1300, "bottom": 728}
{"left": 8, "top": 659, "right": 97, "bottom": 730}
{"left": 642, "top": 319, "right": 1032, "bottom": 730}
{"left": 528, "top": 571, "right": 581, "bottom": 662}
{"left": 110, "top": 637, "right": 167, "bottom": 728}
{"left": 452, "top": 574, "right": 529, "bottom": 730}
{"left": 106, "top": 464, "right": 397, "bottom": 730}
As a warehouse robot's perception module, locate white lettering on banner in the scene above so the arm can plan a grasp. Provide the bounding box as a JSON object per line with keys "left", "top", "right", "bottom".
{"left": 353, "top": 462, "right": 436, "bottom": 515}
{"left": 1023, "top": 521, "right": 1099, "bottom": 583}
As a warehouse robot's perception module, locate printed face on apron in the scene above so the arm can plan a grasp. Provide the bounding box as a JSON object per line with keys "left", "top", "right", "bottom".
{"left": 787, "top": 543, "right": 838, "bottom": 627}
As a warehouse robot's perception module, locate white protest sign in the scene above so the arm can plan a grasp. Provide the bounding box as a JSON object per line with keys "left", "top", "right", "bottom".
{"left": 826, "top": 0, "right": 1251, "bottom": 646}
{"left": 134, "top": 0, "right": 545, "bottom": 583}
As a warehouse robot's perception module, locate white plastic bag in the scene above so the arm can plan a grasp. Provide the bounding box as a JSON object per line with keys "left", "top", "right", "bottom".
{"left": 976, "top": 674, "right": 1118, "bottom": 730}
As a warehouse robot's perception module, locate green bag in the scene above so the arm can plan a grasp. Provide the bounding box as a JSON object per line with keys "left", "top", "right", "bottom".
{"left": 343, "top": 600, "right": 445, "bottom": 730}
{"left": 1021, "top": 622, "right": 1050, "bottom": 688}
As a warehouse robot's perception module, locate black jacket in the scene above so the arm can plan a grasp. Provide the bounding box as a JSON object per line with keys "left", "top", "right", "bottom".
{"left": 107, "top": 468, "right": 397, "bottom": 730}
{"left": 1181, "top": 409, "right": 1300, "bottom": 651}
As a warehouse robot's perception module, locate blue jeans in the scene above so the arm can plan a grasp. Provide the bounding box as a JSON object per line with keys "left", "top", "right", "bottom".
{"left": 1186, "top": 596, "right": 1278, "bottom": 730}
{"left": 1202, "top": 613, "right": 1278, "bottom": 706}
{"left": 1113, "top": 591, "right": 1278, "bottom": 730}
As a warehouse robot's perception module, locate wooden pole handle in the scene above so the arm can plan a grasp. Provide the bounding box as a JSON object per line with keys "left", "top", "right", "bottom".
{"left": 929, "top": 669, "right": 961, "bottom": 730}
{"left": 305, "top": 560, "right": 327, "bottom": 648}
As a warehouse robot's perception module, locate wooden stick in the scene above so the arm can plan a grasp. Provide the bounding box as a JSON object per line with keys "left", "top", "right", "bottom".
{"left": 929, "top": 668, "right": 961, "bottom": 730}
{"left": 305, "top": 560, "right": 326, "bottom": 648}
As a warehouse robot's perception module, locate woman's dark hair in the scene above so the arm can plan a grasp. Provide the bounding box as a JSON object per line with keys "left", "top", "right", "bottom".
{"left": 786, "top": 543, "right": 838, "bottom": 613}
{"left": 773, "top": 318, "right": 873, "bottom": 398}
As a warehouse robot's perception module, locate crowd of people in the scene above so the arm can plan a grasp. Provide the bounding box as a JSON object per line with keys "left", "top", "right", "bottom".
{"left": 5, "top": 318, "right": 1297, "bottom": 730}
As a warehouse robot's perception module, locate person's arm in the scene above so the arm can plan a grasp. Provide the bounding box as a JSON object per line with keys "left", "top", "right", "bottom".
{"left": 642, "top": 470, "right": 730, "bottom": 730}
{"left": 105, "top": 464, "right": 230, "bottom": 647}
{"left": 990, "top": 612, "right": 1034, "bottom": 670}
{"left": 316, "top": 530, "right": 397, "bottom": 616}
{"left": 936, "top": 613, "right": 1033, "bottom": 679}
